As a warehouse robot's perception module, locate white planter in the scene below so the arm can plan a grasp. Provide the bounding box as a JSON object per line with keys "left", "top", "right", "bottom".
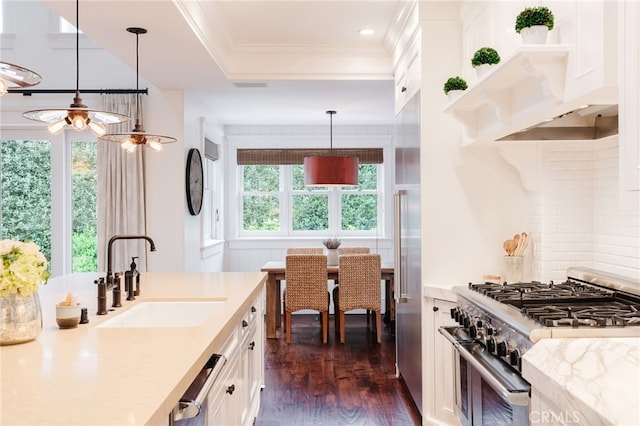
{"left": 326, "top": 249, "right": 338, "bottom": 266}
{"left": 475, "top": 63, "right": 493, "bottom": 78}
{"left": 520, "top": 25, "right": 549, "bottom": 44}
{"left": 447, "top": 90, "right": 464, "bottom": 102}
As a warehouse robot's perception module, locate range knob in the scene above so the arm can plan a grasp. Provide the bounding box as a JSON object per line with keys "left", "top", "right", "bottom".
{"left": 468, "top": 325, "right": 477, "bottom": 338}
{"left": 463, "top": 315, "right": 471, "bottom": 328}
{"left": 510, "top": 349, "right": 521, "bottom": 367}
{"left": 486, "top": 325, "right": 494, "bottom": 336}
{"left": 476, "top": 320, "right": 483, "bottom": 328}
{"left": 487, "top": 337, "right": 496, "bottom": 354}
{"left": 497, "top": 341, "right": 507, "bottom": 357}
{"left": 450, "top": 307, "right": 457, "bottom": 319}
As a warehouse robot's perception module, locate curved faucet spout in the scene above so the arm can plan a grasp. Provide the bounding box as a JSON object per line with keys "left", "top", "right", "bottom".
{"left": 106, "top": 235, "right": 156, "bottom": 278}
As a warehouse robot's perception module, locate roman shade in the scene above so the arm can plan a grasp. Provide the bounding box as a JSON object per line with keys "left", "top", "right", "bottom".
{"left": 237, "top": 148, "right": 383, "bottom": 165}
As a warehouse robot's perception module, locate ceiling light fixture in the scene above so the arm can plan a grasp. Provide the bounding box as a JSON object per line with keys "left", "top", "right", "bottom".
{"left": 22, "top": 0, "right": 129, "bottom": 136}
{"left": 304, "top": 110, "right": 359, "bottom": 187}
{"left": 100, "top": 27, "right": 176, "bottom": 152}
{"left": 0, "top": 62, "right": 42, "bottom": 96}
{"left": 359, "top": 28, "right": 375, "bottom": 36}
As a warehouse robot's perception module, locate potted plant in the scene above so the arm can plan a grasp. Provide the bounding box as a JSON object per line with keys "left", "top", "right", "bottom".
{"left": 515, "top": 6, "right": 554, "bottom": 44}
{"left": 0, "top": 239, "right": 50, "bottom": 345}
{"left": 443, "top": 76, "right": 468, "bottom": 101}
{"left": 322, "top": 238, "right": 341, "bottom": 266}
{"left": 471, "top": 47, "right": 501, "bottom": 77}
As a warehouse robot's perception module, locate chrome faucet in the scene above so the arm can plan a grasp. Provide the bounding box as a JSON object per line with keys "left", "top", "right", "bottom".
{"left": 106, "top": 235, "right": 156, "bottom": 289}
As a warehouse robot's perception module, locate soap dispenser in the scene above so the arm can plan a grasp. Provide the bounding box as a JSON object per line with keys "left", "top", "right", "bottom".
{"left": 130, "top": 256, "right": 141, "bottom": 296}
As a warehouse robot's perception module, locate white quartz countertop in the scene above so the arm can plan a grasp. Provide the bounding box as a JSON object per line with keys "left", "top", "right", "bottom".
{"left": 522, "top": 337, "right": 640, "bottom": 426}
{"left": 0, "top": 271, "right": 267, "bottom": 426}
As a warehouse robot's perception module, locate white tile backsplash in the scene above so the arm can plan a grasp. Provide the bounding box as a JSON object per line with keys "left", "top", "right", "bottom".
{"left": 532, "top": 138, "right": 640, "bottom": 282}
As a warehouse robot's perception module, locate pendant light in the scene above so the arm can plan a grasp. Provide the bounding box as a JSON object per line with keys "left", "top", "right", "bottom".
{"left": 0, "top": 62, "right": 42, "bottom": 96}
{"left": 100, "top": 27, "right": 176, "bottom": 152}
{"left": 304, "top": 110, "right": 359, "bottom": 186}
{"left": 22, "top": 0, "right": 129, "bottom": 136}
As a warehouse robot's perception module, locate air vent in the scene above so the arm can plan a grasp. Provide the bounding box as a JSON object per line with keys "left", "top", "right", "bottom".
{"left": 233, "top": 82, "right": 268, "bottom": 88}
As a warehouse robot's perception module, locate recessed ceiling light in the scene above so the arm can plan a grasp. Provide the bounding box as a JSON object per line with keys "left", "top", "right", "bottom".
{"left": 359, "top": 28, "right": 375, "bottom": 36}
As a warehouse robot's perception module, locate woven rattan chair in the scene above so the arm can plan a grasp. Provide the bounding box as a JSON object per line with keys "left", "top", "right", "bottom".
{"left": 332, "top": 247, "right": 371, "bottom": 310}
{"left": 284, "top": 254, "right": 330, "bottom": 344}
{"left": 335, "top": 254, "right": 382, "bottom": 344}
{"left": 286, "top": 247, "right": 324, "bottom": 255}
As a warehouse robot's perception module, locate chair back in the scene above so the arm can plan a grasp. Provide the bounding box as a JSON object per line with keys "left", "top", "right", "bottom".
{"left": 337, "top": 247, "right": 370, "bottom": 255}
{"left": 287, "top": 247, "right": 323, "bottom": 255}
{"left": 338, "top": 254, "right": 381, "bottom": 312}
{"left": 285, "top": 254, "right": 328, "bottom": 312}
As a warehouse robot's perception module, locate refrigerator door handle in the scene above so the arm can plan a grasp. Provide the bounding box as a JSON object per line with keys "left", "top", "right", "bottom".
{"left": 394, "top": 190, "right": 408, "bottom": 303}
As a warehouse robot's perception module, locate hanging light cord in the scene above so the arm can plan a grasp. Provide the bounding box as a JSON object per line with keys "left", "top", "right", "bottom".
{"left": 75, "top": 0, "right": 80, "bottom": 97}
{"left": 135, "top": 31, "right": 141, "bottom": 124}
{"left": 327, "top": 110, "right": 336, "bottom": 152}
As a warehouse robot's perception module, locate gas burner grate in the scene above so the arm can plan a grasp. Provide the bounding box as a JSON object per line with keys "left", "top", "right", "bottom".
{"left": 521, "top": 303, "right": 640, "bottom": 327}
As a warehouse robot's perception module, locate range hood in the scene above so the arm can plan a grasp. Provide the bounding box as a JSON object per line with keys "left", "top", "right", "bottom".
{"left": 498, "top": 104, "right": 618, "bottom": 141}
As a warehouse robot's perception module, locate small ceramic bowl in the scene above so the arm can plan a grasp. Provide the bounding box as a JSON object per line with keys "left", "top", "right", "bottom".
{"left": 56, "top": 304, "right": 81, "bottom": 329}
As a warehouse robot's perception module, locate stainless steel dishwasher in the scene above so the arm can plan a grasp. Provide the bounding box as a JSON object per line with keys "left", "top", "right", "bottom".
{"left": 171, "top": 353, "right": 227, "bottom": 425}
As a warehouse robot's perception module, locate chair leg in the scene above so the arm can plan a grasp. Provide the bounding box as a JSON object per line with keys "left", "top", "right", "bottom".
{"left": 339, "top": 310, "right": 346, "bottom": 343}
{"left": 375, "top": 310, "right": 382, "bottom": 344}
{"left": 333, "top": 286, "right": 340, "bottom": 333}
{"left": 321, "top": 311, "right": 328, "bottom": 344}
{"left": 285, "top": 311, "right": 292, "bottom": 344}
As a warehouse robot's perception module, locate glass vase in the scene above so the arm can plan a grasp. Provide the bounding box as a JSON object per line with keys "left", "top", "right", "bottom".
{"left": 0, "top": 293, "right": 43, "bottom": 345}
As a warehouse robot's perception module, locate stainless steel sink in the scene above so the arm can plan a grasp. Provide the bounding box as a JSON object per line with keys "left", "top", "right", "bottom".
{"left": 96, "top": 300, "right": 226, "bottom": 328}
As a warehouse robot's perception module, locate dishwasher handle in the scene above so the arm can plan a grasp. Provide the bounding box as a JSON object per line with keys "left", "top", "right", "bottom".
{"left": 173, "top": 354, "right": 227, "bottom": 421}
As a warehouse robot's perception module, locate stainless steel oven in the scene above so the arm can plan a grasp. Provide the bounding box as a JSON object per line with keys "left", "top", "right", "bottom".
{"left": 439, "top": 268, "right": 640, "bottom": 426}
{"left": 440, "top": 326, "right": 530, "bottom": 426}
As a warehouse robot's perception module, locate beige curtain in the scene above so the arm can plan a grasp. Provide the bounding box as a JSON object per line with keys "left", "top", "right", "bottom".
{"left": 97, "top": 94, "right": 149, "bottom": 274}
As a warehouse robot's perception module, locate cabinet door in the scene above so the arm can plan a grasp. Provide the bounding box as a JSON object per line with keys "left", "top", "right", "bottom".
{"left": 432, "top": 298, "right": 459, "bottom": 425}
{"left": 620, "top": 0, "right": 640, "bottom": 193}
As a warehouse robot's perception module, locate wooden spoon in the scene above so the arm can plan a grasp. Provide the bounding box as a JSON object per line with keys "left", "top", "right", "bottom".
{"left": 503, "top": 239, "right": 517, "bottom": 256}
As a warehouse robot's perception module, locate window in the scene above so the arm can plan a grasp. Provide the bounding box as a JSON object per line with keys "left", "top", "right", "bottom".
{"left": 240, "top": 163, "right": 379, "bottom": 236}
{"left": 59, "top": 17, "right": 79, "bottom": 33}
{"left": 0, "top": 139, "right": 52, "bottom": 262}
{"left": 0, "top": 133, "right": 97, "bottom": 276}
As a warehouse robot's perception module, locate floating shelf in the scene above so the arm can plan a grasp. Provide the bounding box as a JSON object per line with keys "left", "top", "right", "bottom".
{"left": 444, "top": 45, "right": 571, "bottom": 144}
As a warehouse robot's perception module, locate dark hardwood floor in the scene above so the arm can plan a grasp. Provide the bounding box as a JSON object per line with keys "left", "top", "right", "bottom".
{"left": 255, "top": 314, "right": 421, "bottom": 426}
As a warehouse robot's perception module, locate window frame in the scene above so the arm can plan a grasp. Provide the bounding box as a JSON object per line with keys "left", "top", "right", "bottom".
{"left": 238, "top": 163, "right": 382, "bottom": 238}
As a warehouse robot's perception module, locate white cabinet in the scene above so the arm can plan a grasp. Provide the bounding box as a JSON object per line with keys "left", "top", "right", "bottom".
{"left": 619, "top": 0, "right": 640, "bottom": 193}
{"left": 190, "top": 289, "right": 264, "bottom": 426}
{"left": 392, "top": 1, "right": 421, "bottom": 115}
{"left": 423, "top": 293, "right": 459, "bottom": 426}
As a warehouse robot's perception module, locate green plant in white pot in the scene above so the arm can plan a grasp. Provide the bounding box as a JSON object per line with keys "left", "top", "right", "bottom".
{"left": 515, "top": 6, "right": 554, "bottom": 44}
{"left": 443, "top": 76, "right": 468, "bottom": 101}
{"left": 471, "top": 47, "right": 501, "bottom": 77}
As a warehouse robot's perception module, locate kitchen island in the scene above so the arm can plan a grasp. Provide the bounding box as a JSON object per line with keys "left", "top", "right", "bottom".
{"left": 0, "top": 271, "right": 267, "bottom": 425}
{"left": 522, "top": 337, "right": 640, "bottom": 426}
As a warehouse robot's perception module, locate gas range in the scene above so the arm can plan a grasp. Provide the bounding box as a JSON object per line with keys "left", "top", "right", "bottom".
{"left": 449, "top": 267, "right": 640, "bottom": 372}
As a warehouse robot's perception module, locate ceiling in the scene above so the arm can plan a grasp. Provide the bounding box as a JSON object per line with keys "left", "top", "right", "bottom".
{"left": 42, "top": 0, "right": 405, "bottom": 126}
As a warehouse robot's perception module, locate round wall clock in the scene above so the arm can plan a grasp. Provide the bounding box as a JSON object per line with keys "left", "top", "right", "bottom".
{"left": 185, "top": 148, "right": 204, "bottom": 215}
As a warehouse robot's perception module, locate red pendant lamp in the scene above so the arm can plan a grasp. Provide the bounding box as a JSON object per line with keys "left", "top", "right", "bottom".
{"left": 304, "top": 110, "right": 359, "bottom": 186}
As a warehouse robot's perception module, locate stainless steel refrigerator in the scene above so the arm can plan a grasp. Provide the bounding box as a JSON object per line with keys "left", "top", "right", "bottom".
{"left": 394, "top": 91, "right": 422, "bottom": 415}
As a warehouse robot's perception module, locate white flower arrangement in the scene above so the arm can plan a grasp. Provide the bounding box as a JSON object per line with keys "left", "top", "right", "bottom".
{"left": 0, "top": 240, "right": 50, "bottom": 297}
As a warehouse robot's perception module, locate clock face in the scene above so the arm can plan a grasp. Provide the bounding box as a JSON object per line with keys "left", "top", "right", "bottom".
{"left": 186, "top": 148, "right": 204, "bottom": 215}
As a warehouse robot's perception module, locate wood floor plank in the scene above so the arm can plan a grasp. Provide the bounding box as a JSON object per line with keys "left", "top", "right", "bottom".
{"left": 255, "top": 314, "right": 421, "bottom": 426}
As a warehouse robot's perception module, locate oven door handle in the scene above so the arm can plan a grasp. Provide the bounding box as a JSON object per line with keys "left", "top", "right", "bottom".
{"left": 439, "top": 326, "right": 530, "bottom": 406}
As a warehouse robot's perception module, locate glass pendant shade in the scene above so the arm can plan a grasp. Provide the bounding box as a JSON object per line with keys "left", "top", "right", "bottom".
{"left": 0, "top": 62, "right": 42, "bottom": 95}
{"left": 304, "top": 110, "right": 359, "bottom": 186}
{"left": 22, "top": 0, "right": 129, "bottom": 136}
{"left": 100, "top": 27, "right": 176, "bottom": 152}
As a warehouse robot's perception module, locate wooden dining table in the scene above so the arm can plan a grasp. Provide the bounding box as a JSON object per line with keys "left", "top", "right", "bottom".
{"left": 260, "top": 261, "right": 395, "bottom": 339}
